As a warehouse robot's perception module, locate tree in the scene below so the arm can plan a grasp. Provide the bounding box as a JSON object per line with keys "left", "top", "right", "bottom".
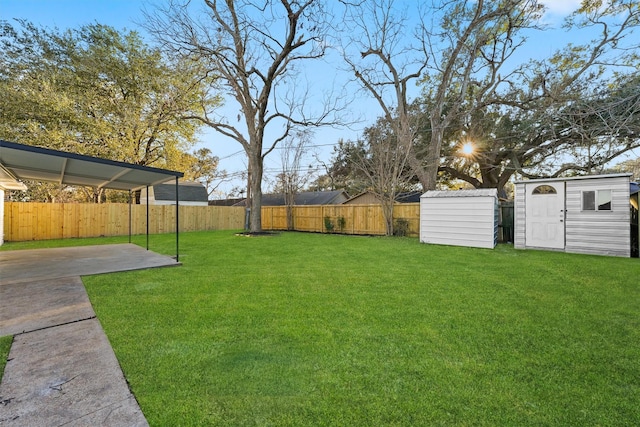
{"left": 145, "top": 0, "right": 342, "bottom": 232}
{"left": 340, "top": 0, "right": 544, "bottom": 191}
{"left": 312, "top": 139, "right": 370, "bottom": 195}
{"left": 0, "top": 20, "right": 217, "bottom": 201}
{"left": 612, "top": 158, "right": 640, "bottom": 181}
{"left": 183, "top": 147, "right": 229, "bottom": 197}
{"left": 340, "top": 0, "right": 428, "bottom": 193}
{"left": 418, "top": 0, "right": 545, "bottom": 190}
{"left": 274, "top": 132, "right": 314, "bottom": 230}
{"left": 430, "top": 11, "right": 640, "bottom": 196}
{"left": 347, "top": 117, "right": 415, "bottom": 236}
{"left": 518, "top": 72, "right": 640, "bottom": 179}
{"left": 419, "top": 75, "right": 640, "bottom": 196}
{"left": 394, "top": 0, "right": 640, "bottom": 195}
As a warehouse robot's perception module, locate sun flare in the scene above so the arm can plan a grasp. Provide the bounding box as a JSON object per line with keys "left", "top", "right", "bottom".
{"left": 460, "top": 142, "right": 475, "bottom": 156}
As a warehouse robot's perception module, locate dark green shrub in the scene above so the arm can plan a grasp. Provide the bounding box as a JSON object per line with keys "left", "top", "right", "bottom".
{"left": 324, "top": 216, "right": 334, "bottom": 232}
{"left": 393, "top": 218, "right": 410, "bottom": 237}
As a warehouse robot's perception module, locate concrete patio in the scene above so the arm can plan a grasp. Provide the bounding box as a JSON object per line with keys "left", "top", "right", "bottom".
{"left": 0, "top": 244, "right": 180, "bottom": 426}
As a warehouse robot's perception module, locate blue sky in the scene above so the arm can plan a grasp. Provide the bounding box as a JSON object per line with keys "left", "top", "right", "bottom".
{"left": 1, "top": 0, "right": 627, "bottom": 196}
{"left": 0, "top": 0, "right": 146, "bottom": 30}
{"left": 1, "top": 0, "right": 355, "bottom": 195}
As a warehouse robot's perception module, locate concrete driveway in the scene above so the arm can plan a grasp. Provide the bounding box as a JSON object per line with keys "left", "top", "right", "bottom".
{"left": 0, "top": 244, "right": 180, "bottom": 426}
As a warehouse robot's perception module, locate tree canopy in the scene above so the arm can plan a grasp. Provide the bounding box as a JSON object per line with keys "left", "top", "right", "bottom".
{"left": 2, "top": 0, "right": 639, "bottom": 205}
{"left": 0, "top": 20, "right": 220, "bottom": 201}
{"left": 326, "top": 0, "right": 640, "bottom": 197}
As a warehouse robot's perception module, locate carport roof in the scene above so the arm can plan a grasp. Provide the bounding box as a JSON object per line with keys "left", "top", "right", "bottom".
{"left": 0, "top": 140, "right": 183, "bottom": 191}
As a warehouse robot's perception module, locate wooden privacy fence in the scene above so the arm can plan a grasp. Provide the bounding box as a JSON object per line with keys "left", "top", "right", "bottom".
{"left": 3, "top": 201, "right": 514, "bottom": 242}
{"left": 3, "top": 202, "right": 245, "bottom": 241}
{"left": 262, "top": 202, "right": 515, "bottom": 240}
{"left": 3, "top": 202, "right": 419, "bottom": 241}
{"left": 262, "top": 203, "right": 421, "bottom": 236}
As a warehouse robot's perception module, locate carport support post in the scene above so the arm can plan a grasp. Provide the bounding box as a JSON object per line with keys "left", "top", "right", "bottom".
{"left": 175, "top": 177, "right": 179, "bottom": 262}
{"left": 128, "top": 190, "right": 132, "bottom": 244}
{"left": 146, "top": 185, "right": 149, "bottom": 251}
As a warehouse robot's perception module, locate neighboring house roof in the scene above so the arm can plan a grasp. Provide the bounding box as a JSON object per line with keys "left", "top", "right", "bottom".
{"left": 234, "top": 190, "right": 349, "bottom": 206}
{"left": 294, "top": 190, "right": 349, "bottom": 205}
{"left": 153, "top": 181, "right": 208, "bottom": 202}
{"left": 343, "top": 191, "right": 379, "bottom": 205}
{"left": 344, "top": 190, "right": 422, "bottom": 204}
{"left": 209, "top": 198, "right": 245, "bottom": 206}
{"left": 421, "top": 189, "right": 498, "bottom": 198}
{"left": 395, "top": 191, "right": 422, "bottom": 203}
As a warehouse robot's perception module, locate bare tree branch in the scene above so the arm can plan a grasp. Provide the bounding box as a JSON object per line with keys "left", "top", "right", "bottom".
{"left": 144, "top": 0, "right": 345, "bottom": 231}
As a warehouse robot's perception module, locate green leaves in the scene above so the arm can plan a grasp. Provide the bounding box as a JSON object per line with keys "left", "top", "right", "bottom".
{"left": 0, "top": 21, "right": 221, "bottom": 201}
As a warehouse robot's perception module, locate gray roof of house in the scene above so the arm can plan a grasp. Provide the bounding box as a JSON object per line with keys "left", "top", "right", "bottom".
{"left": 234, "top": 190, "right": 349, "bottom": 206}
{"left": 209, "top": 198, "right": 245, "bottom": 206}
{"left": 344, "top": 190, "right": 422, "bottom": 204}
{"left": 395, "top": 191, "right": 422, "bottom": 203}
{"left": 153, "top": 182, "right": 208, "bottom": 202}
{"left": 294, "top": 190, "right": 349, "bottom": 205}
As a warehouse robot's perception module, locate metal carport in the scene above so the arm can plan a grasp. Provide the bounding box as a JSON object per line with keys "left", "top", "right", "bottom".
{"left": 0, "top": 140, "right": 184, "bottom": 260}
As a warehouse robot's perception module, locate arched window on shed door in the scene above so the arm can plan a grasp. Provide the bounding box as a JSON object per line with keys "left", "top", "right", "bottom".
{"left": 532, "top": 185, "right": 557, "bottom": 195}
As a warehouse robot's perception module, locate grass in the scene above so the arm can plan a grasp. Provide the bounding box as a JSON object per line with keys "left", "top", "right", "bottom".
{"left": 5, "top": 231, "right": 640, "bottom": 425}
{"left": 0, "top": 336, "right": 12, "bottom": 382}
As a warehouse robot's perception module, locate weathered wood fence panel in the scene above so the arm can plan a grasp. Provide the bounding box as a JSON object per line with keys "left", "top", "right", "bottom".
{"left": 3, "top": 202, "right": 245, "bottom": 241}
{"left": 261, "top": 203, "right": 420, "bottom": 236}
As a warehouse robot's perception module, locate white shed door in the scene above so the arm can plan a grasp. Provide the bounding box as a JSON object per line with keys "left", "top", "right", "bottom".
{"left": 525, "top": 182, "right": 565, "bottom": 249}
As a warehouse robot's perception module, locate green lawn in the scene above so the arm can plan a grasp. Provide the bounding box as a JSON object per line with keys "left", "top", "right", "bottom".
{"left": 0, "top": 335, "right": 12, "bottom": 381}
{"left": 5, "top": 231, "right": 640, "bottom": 425}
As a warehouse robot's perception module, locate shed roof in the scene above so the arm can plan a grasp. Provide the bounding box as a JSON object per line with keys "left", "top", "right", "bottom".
{"left": 0, "top": 140, "right": 183, "bottom": 191}
{"left": 514, "top": 173, "right": 632, "bottom": 185}
{"left": 421, "top": 189, "right": 498, "bottom": 198}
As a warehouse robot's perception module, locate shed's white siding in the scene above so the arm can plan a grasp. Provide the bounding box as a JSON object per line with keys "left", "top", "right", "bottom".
{"left": 565, "top": 176, "right": 630, "bottom": 257}
{"left": 514, "top": 174, "right": 631, "bottom": 257}
{"left": 420, "top": 189, "right": 498, "bottom": 249}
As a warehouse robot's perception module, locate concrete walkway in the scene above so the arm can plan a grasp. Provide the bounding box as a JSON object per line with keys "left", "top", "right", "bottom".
{"left": 0, "top": 244, "right": 180, "bottom": 426}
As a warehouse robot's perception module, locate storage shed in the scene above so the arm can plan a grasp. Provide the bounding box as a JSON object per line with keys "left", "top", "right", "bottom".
{"left": 420, "top": 189, "right": 499, "bottom": 249}
{"left": 514, "top": 173, "right": 633, "bottom": 257}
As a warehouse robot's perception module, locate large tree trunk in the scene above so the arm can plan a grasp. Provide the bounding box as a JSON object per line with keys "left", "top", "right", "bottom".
{"left": 381, "top": 198, "right": 395, "bottom": 236}
{"left": 248, "top": 152, "right": 263, "bottom": 232}
{"left": 423, "top": 123, "right": 444, "bottom": 191}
